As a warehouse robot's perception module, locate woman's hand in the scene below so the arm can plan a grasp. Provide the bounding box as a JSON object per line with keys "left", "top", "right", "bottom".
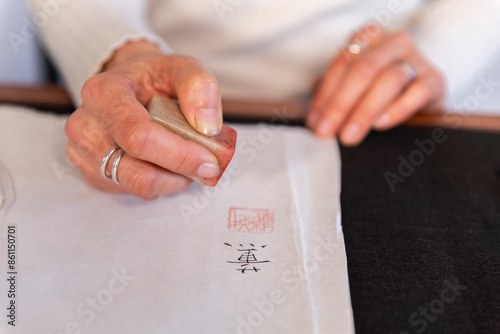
{"left": 307, "top": 24, "right": 445, "bottom": 146}
{"left": 65, "top": 41, "right": 223, "bottom": 200}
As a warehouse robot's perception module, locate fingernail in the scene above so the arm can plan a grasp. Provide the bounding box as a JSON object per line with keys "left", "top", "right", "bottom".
{"left": 195, "top": 108, "right": 221, "bottom": 136}
{"left": 341, "top": 122, "right": 360, "bottom": 143}
{"left": 197, "top": 162, "right": 220, "bottom": 178}
{"left": 316, "top": 118, "right": 335, "bottom": 137}
{"left": 374, "top": 113, "right": 391, "bottom": 128}
{"left": 307, "top": 111, "right": 320, "bottom": 128}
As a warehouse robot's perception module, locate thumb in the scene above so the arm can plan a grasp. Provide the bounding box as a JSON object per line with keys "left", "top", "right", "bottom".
{"left": 159, "top": 57, "right": 223, "bottom": 136}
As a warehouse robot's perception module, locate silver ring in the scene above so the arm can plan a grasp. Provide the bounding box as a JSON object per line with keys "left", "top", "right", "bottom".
{"left": 111, "top": 148, "right": 125, "bottom": 185}
{"left": 101, "top": 145, "right": 120, "bottom": 179}
{"left": 348, "top": 40, "right": 368, "bottom": 55}
{"left": 399, "top": 61, "right": 416, "bottom": 81}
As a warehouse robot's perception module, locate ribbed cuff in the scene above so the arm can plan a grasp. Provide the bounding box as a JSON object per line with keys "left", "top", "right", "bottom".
{"left": 30, "top": 0, "right": 172, "bottom": 106}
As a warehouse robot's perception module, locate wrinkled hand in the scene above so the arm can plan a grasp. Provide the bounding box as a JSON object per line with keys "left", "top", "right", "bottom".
{"left": 307, "top": 24, "right": 445, "bottom": 145}
{"left": 65, "top": 41, "right": 223, "bottom": 200}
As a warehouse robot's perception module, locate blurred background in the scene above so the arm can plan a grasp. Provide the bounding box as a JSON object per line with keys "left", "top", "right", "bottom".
{"left": 0, "top": 1, "right": 50, "bottom": 84}
{"left": 1, "top": 0, "right": 500, "bottom": 114}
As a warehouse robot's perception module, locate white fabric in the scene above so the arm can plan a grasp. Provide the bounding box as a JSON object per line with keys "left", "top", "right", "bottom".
{"left": 27, "top": 0, "right": 500, "bottom": 107}
{"left": 0, "top": 106, "right": 353, "bottom": 334}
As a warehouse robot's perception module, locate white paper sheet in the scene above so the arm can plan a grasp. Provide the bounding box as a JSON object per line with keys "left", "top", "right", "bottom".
{"left": 0, "top": 106, "right": 354, "bottom": 334}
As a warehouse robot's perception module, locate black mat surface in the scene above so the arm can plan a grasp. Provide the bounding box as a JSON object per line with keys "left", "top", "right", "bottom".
{"left": 340, "top": 125, "right": 500, "bottom": 334}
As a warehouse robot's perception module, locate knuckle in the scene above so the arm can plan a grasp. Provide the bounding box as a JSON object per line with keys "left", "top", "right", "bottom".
{"left": 171, "top": 55, "right": 204, "bottom": 73}
{"left": 184, "top": 70, "right": 218, "bottom": 91}
{"left": 79, "top": 129, "right": 103, "bottom": 157}
{"left": 327, "top": 95, "right": 348, "bottom": 112}
{"left": 83, "top": 127, "right": 105, "bottom": 146}
{"left": 353, "top": 58, "right": 377, "bottom": 78}
{"left": 65, "top": 112, "right": 108, "bottom": 159}
{"left": 128, "top": 171, "right": 157, "bottom": 200}
{"left": 353, "top": 107, "right": 375, "bottom": 120}
{"left": 415, "top": 80, "right": 432, "bottom": 101}
{"left": 336, "top": 53, "right": 350, "bottom": 68}
{"left": 102, "top": 113, "right": 119, "bottom": 135}
{"left": 389, "top": 68, "right": 409, "bottom": 88}
{"left": 170, "top": 145, "right": 190, "bottom": 173}
{"left": 64, "top": 113, "right": 79, "bottom": 140}
{"left": 65, "top": 114, "right": 92, "bottom": 156}
{"left": 66, "top": 145, "right": 83, "bottom": 168}
{"left": 394, "top": 31, "right": 413, "bottom": 45}
{"left": 120, "top": 124, "right": 151, "bottom": 158}
{"left": 81, "top": 75, "right": 104, "bottom": 102}
{"left": 324, "top": 103, "right": 348, "bottom": 122}
{"left": 75, "top": 136, "right": 93, "bottom": 157}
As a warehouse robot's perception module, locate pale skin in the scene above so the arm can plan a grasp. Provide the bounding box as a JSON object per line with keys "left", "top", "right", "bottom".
{"left": 65, "top": 24, "right": 445, "bottom": 199}
{"left": 65, "top": 41, "right": 223, "bottom": 200}
{"left": 308, "top": 24, "right": 445, "bottom": 145}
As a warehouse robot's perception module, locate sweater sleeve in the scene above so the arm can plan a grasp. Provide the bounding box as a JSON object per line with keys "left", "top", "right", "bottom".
{"left": 409, "top": 0, "right": 500, "bottom": 103}
{"left": 27, "top": 0, "right": 172, "bottom": 106}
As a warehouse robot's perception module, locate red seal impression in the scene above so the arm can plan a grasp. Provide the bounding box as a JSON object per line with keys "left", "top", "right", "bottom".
{"left": 228, "top": 208, "right": 274, "bottom": 233}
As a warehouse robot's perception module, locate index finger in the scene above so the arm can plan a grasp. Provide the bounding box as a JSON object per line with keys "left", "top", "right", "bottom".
{"left": 314, "top": 32, "right": 414, "bottom": 137}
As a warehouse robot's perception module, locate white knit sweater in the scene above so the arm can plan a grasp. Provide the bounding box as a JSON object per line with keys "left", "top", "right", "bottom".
{"left": 28, "top": 0, "right": 500, "bottom": 107}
